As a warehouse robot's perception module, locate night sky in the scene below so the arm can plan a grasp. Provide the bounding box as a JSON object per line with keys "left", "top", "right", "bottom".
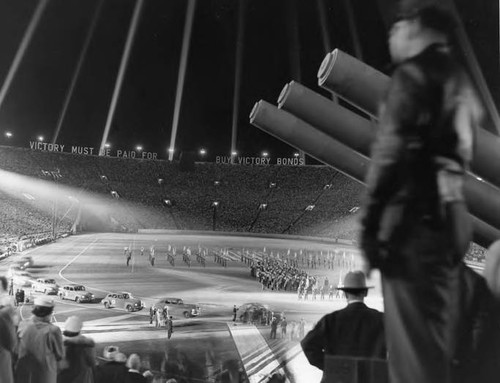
{"left": 0, "top": 0, "right": 497, "bottom": 160}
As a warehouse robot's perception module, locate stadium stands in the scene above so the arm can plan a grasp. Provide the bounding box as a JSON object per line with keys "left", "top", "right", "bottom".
{"left": 0, "top": 146, "right": 363, "bottom": 238}
{"left": 0, "top": 146, "right": 485, "bottom": 260}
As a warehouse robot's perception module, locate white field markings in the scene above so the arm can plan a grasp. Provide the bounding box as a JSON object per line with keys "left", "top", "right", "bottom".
{"left": 228, "top": 324, "right": 289, "bottom": 383}
{"left": 86, "top": 328, "right": 230, "bottom": 344}
{"left": 229, "top": 324, "right": 322, "bottom": 383}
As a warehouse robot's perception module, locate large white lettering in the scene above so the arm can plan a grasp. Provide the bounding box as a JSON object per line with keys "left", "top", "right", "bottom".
{"left": 28, "top": 141, "right": 159, "bottom": 160}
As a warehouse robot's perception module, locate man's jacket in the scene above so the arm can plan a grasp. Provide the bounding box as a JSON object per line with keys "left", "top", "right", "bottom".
{"left": 301, "top": 302, "right": 386, "bottom": 370}
{"left": 361, "top": 43, "right": 481, "bottom": 266}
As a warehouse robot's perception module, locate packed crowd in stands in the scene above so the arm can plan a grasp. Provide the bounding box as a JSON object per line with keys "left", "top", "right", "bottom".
{"left": 0, "top": 146, "right": 487, "bottom": 262}
{"left": 0, "top": 146, "right": 362, "bottom": 238}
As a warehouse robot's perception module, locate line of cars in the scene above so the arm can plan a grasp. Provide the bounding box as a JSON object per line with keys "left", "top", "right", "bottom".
{"left": 100, "top": 294, "right": 201, "bottom": 318}
{"left": 6, "top": 256, "right": 200, "bottom": 318}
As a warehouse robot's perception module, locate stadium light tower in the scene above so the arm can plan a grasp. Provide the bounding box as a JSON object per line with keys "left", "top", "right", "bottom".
{"left": 136, "top": 145, "right": 143, "bottom": 152}
{"left": 38, "top": 135, "right": 44, "bottom": 142}
{"left": 104, "top": 143, "right": 111, "bottom": 148}
{"left": 262, "top": 151, "right": 269, "bottom": 158}
{"left": 5, "top": 131, "right": 12, "bottom": 138}
{"left": 293, "top": 152, "right": 300, "bottom": 158}
{"left": 199, "top": 148, "right": 207, "bottom": 156}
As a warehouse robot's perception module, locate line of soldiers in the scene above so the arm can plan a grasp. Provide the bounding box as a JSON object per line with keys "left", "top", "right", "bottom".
{"left": 241, "top": 247, "right": 357, "bottom": 271}
{"left": 196, "top": 252, "right": 207, "bottom": 267}
{"left": 182, "top": 249, "right": 192, "bottom": 267}
{"left": 252, "top": 259, "right": 309, "bottom": 292}
{"left": 214, "top": 252, "right": 228, "bottom": 268}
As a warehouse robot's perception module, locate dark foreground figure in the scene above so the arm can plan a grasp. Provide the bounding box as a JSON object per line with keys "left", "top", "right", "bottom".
{"left": 360, "top": 5, "right": 483, "bottom": 383}
{"left": 301, "top": 271, "right": 386, "bottom": 382}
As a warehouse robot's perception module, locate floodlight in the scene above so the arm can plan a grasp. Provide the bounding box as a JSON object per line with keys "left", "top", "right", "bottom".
{"left": 293, "top": 152, "right": 300, "bottom": 158}
{"left": 5, "top": 132, "right": 12, "bottom": 138}
{"left": 259, "top": 203, "right": 268, "bottom": 210}
{"left": 163, "top": 199, "right": 172, "bottom": 207}
{"left": 100, "top": 175, "right": 108, "bottom": 181}
{"left": 214, "top": 180, "right": 220, "bottom": 186}
{"left": 104, "top": 143, "right": 111, "bottom": 148}
{"left": 305, "top": 205, "right": 315, "bottom": 211}
{"left": 158, "top": 178, "right": 164, "bottom": 185}
{"left": 168, "top": 148, "right": 175, "bottom": 153}
{"left": 262, "top": 151, "right": 269, "bottom": 157}
{"left": 199, "top": 148, "right": 207, "bottom": 156}
{"left": 269, "top": 182, "right": 276, "bottom": 188}
{"left": 111, "top": 191, "right": 120, "bottom": 198}
{"left": 37, "top": 136, "right": 44, "bottom": 142}
{"left": 231, "top": 151, "right": 238, "bottom": 156}
{"left": 211, "top": 201, "right": 219, "bottom": 208}
{"left": 136, "top": 145, "right": 143, "bottom": 151}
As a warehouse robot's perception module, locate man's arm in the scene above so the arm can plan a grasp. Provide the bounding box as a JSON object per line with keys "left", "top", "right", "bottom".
{"left": 300, "top": 317, "right": 329, "bottom": 370}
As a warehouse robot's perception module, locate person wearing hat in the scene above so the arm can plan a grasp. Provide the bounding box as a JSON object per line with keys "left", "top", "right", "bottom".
{"left": 15, "top": 296, "right": 64, "bottom": 383}
{"left": 359, "top": 3, "right": 482, "bottom": 383}
{"left": 301, "top": 271, "right": 385, "bottom": 379}
{"left": 124, "top": 353, "right": 148, "bottom": 383}
{"left": 0, "top": 284, "right": 18, "bottom": 383}
{"left": 94, "top": 346, "right": 128, "bottom": 383}
{"left": 57, "top": 315, "right": 95, "bottom": 383}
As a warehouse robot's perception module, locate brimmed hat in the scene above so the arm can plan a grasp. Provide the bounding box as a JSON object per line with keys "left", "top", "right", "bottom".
{"left": 337, "top": 271, "right": 373, "bottom": 291}
{"left": 34, "top": 296, "right": 55, "bottom": 307}
{"left": 394, "top": 4, "right": 456, "bottom": 38}
{"left": 64, "top": 316, "right": 83, "bottom": 333}
{"left": 484, "top": 240, "right": 500, "bottom": 300}
{"left": 103, "top": 345, "right": 119, "bottom": 361}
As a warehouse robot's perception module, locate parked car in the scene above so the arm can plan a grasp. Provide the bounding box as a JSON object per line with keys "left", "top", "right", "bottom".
{"left": 12, "top": 271, "right": 34, "bottom": 288}
{"left": 18, "top": 256, "right": 34, "bottom": 268}
{"left": 152, "top": 297, "right": 200, "bottom": 318}
{"left": 58, "top": 284, "right": 94, "bottom": 303}
{"left": 237, "top": 302, "right": 275, "bottom": 324}
{"left": 102, "top": 292, "right": 144, "bottom": 312}
{"left": 32, "top": 278, "right": 59, "bottom": 294}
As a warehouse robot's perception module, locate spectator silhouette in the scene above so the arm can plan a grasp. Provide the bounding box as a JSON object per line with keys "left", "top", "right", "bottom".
{"left": 95, "top": 346, "right": 128, "bottom": 383}
{"left": 301, "top": 271, "right": 385, "bottom": 376}
{"left": 15, "top": 296, "right": 64, "bottom": 383}
{"left": 57, "top": 315, "right": 95, "bottom": 383}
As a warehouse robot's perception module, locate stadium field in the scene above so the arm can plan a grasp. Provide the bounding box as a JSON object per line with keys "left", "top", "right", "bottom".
{"left": 1, "top": 232, "right": 383, "bottom": 382}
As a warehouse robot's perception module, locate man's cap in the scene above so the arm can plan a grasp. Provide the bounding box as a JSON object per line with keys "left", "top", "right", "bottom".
{"left": 64, "top": 316, "right": 83, "bottom": 333}
{"left": 484, "top": 240, "right": 500, "bottom": 300}
{"left": 34, "top": 296, "right": 55, "bottom": 307}
{"left": 337, "top": 271, "right": 373, "bottom": 291}
{"left": 103, "top": 345, "right": 119, "bottom": 360}
{"left": 395, "top": 4, "right": 457, "bottom": 38}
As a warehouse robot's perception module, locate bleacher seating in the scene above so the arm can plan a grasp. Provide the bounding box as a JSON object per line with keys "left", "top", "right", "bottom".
{"left": 0, "top": 145, "right": 487, "bottom": 261}
{"left": 0, "top": 146, "right": 364, "bottom": 239}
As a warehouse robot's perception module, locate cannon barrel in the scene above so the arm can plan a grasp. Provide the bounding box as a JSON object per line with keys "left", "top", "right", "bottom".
{"left": 279, "top": 80, "right": 500, "bottom": 232}
{"left": 318, "top": 49, "right": 500, "bottom": 190}
{"left": 250, "top": 100, "right": 369, "bottom": 181}
{"left": 250, "top": 99, "right": 500, "bottom": 248}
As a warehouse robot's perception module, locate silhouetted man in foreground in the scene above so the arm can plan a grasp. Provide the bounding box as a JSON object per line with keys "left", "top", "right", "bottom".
{"left": 301, "top": 271, "right": 385, "bottom": 381}
{"left": 360, "top": 5, "right": 482, "bottom": 383}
